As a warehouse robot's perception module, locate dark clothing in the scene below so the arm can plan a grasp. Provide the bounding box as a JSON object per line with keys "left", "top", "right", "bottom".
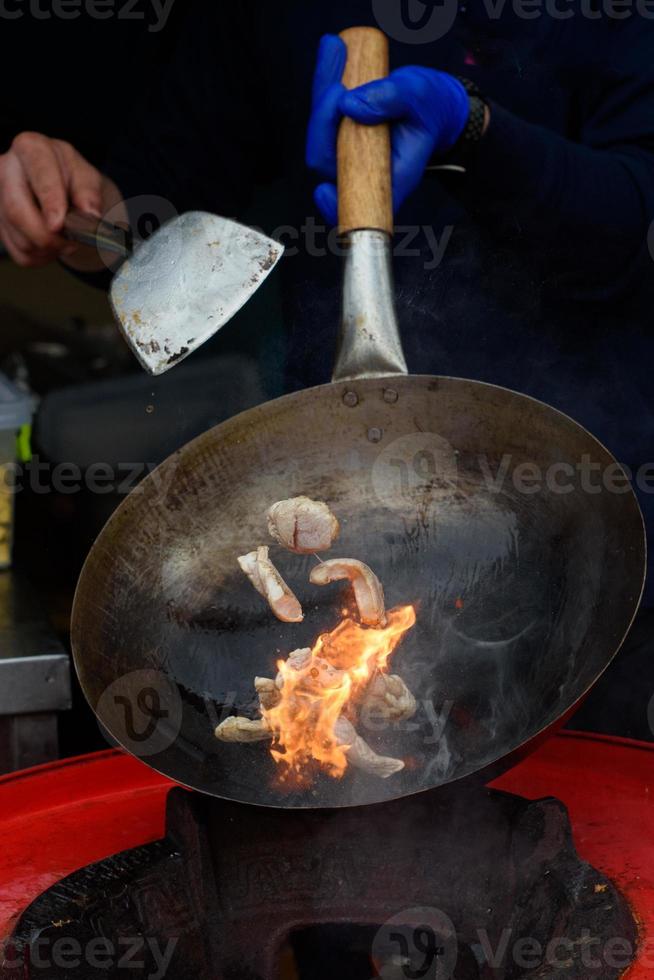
{"left": 104, "top": 1, "right": 654, "bottom": 599}
{"left": 0, "top": 2, "right": 185, "bottom": 162}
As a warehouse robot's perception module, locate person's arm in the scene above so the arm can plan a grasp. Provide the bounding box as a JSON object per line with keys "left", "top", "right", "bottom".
{"left": 457, "top": 91, "right": 654, "bottom": 298}
{"left": 0, "top": 131, "right": 124, "bottom": 269}
{"left": 308, "top": 24, "right": 654, "bottom": 300}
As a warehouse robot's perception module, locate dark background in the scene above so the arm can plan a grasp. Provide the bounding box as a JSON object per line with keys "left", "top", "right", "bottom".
{"left": 0, "top": 0, "right": 651, "bottom": 758}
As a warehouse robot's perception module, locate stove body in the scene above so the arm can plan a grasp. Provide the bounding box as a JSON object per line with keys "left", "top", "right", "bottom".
{"left": 3, "top": 786, "right": 638, "bottom": 979}
{"left": 0, "top": 733, "right": 652, "bottom": 980}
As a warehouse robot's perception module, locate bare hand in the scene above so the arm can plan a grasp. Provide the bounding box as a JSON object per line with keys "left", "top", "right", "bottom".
{"left": 0, "top": 131, "right": 105, "bottom": 267}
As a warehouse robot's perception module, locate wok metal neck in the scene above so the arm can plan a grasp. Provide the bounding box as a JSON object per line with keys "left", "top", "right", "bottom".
{"left": 332, "top": 230, "right": 408, "bottom": 383}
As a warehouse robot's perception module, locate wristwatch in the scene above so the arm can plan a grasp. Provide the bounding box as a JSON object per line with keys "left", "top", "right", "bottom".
{"left": 428, "top": 77, "right": 489, "bottom": 173}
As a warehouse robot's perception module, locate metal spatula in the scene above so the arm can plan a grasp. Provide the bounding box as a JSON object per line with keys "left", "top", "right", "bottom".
{"left": 63, "top": 209, "right": 284, "bottom": 376}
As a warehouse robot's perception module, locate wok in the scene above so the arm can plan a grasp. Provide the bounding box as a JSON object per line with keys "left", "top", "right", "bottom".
{"left": 71, "top": 28, "right": 646, "bottom": 809}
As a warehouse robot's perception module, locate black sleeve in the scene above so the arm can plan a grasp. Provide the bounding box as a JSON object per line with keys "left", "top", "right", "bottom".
{"left": 457, "top": 19, "right": 654, "bottom": 299}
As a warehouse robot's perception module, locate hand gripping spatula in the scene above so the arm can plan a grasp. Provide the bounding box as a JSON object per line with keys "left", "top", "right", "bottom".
{"left": 63, "top": 209, "right": 284, "bottom": 376}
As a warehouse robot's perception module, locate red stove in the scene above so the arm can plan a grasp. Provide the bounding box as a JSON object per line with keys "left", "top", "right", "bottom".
{"left": 0, "top": 731, "right": 652, "bottom": 980}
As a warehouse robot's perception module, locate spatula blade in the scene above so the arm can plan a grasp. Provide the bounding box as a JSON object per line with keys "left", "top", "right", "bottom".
{"left": 109, "top": 211, "right": 284, "bottom": 376}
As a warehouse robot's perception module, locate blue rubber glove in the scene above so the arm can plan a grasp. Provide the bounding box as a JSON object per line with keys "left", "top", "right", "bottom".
{"left": 306, "top": 34, "right": 471, "bottom": 225}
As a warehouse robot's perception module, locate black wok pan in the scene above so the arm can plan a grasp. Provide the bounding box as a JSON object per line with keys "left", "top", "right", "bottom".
{"left": 71, "top": 28, "right": 646, "bottom": 809}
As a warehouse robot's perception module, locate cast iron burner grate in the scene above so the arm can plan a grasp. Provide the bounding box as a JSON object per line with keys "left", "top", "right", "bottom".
{"left": 2, "top": 786, "right": 637, "bottom": 980}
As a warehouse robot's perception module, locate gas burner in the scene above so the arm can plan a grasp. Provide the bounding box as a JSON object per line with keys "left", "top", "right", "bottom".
{"left": 2, "top": 783, "right": 637, "bottom": 980}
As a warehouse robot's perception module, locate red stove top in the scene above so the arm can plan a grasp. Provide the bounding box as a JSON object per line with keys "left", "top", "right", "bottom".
{"left": 0, "top": 731, "right": 652, "bottom": 976}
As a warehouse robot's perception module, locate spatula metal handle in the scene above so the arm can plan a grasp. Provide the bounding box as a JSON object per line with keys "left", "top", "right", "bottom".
{"left": 333, "top": 27, "right": 407, "bottom": 383}
{"left": 63, "top": 209, "right": 132, "bottom": 260}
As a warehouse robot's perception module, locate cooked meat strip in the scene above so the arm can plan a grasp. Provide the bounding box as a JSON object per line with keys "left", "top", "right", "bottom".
{"left": 309, "top": 558, "right": 387, "bottom": 627}
{"left": 360, "top": 673, "right": 417, "bottom": 724}
{"left": 273, "top": 648, "right": 312, "bottom": 690}
{"left": 254, "top": 676, "right": 282, "bottom": 710}
{"left": 215, "top": 716, "right": 272, "bottom": 742}
{"left": 333, "top": 716, "right": 405, "bottom": 778}
{"left": 238, "top": 546, "right": 303, "bottom": 623}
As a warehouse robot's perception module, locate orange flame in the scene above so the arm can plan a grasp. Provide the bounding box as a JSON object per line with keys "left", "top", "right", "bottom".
{"left": 262, "top": 605, "right": 416, "bottom": 783}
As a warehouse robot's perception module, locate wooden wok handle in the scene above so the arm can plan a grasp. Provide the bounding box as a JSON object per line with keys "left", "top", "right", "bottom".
{"left": 337, "top": 27, "right": 394, "bottom": 237}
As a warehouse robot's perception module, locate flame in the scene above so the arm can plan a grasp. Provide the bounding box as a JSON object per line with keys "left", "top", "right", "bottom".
{"left": 262, "top": 605, "right": 416, "bottom": 783}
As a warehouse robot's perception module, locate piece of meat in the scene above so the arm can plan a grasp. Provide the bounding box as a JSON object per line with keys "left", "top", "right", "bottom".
{"left": 255, "top": 677, "right": 282, "bottom": 710}
{"left": 360, "top": 673, "right": 417, "bottom": 724}
{"left": 267, "top": 497, "right": 339, "bottom": 554}
{"left": 286, "top": 648, "right": 312, "bottom": 671}
{"left": 238, "top": 546, "right": 303, "bottom": 623}
{"left": 275, "top": 650, "right": 346, "bottom": 693}
{"left": 215, "top": 716, "right": 272, "bottom": 742}
{"left": 333, "top": 716, "right": 404, "bottom": 779}
{"left": 273, "top": 648, "right": 312, "bottom": 691}
{"left": 310, "top": 558, "right": 387, "bottom": 627}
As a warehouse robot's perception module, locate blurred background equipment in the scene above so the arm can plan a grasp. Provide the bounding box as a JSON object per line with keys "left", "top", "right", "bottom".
{"left": 0, "top": 574, "right": 71, "bottom": 774}
{"left": 0, "top": 373, "right": 32, "bottom": 568}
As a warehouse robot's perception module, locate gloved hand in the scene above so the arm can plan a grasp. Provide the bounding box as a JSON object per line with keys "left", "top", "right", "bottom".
{"left": 307, "top": 34, "right": 471, "bottom": 226}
